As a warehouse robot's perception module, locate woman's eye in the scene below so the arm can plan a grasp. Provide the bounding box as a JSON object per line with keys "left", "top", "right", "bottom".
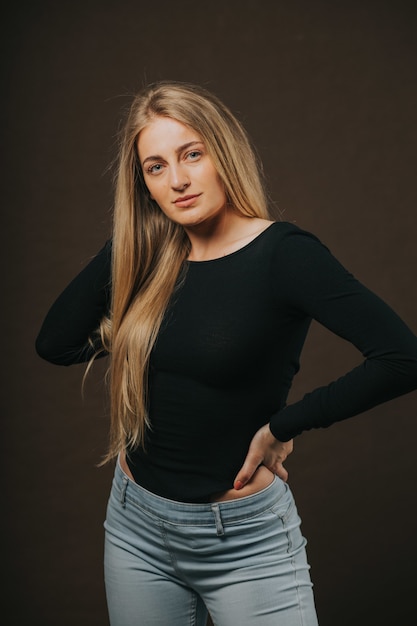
{"left": 148, "top": 163, "right": 163, "bottom": 174}
{"left": 186, "top": 150, "right": 202, "bottom": 161}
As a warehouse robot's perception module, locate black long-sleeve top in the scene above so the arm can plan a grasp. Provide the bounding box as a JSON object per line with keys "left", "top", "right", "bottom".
{"left": 36, "top": 222, "right": 417, "bottom": 502}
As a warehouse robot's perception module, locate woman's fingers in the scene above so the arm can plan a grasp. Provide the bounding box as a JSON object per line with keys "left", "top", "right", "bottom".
{"left": 274, "top": 463, "right": 288, "bottom": 482}
{"left": 233, "top": 425, "right": 293, "bottom": 490}
{"left": 233, "top": 450, "right": 263, "bottom": 490}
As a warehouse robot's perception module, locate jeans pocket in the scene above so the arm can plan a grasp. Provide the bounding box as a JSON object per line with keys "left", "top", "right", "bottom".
{"left": 270, "top": 489, "right": 306, "bottom": 555}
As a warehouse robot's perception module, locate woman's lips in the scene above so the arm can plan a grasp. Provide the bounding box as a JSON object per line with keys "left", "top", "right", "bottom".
{"left": 173, "top": 194, "right": 201, "bottom": 208}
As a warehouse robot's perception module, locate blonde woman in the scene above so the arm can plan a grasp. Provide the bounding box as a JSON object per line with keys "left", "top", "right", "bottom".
{"left": 36, "top": 81, "right": 417, "bottom": 626}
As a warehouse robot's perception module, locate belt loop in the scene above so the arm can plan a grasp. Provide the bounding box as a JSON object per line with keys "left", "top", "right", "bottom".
{"left": 211, "top": 503, "right": 225, "bottom": 537}
{"left": 120, "top": 476, "right": 128, "bottom": 508}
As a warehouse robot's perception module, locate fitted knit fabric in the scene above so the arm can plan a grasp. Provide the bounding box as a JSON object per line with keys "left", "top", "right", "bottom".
{"left": 36, "top": 222, "right": 417, "bottom": 502}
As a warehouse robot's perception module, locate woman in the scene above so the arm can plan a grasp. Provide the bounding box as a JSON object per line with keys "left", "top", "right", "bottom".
{"left": 36, "top": 81, "right": 417, "bottom": 626}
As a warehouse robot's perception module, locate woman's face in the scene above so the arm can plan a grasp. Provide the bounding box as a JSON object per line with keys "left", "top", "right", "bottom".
{"left": 137, "top": 116, "right": 227, "bottom": 229}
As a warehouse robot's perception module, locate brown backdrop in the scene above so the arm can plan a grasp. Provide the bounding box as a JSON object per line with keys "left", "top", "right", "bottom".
{"left": 2, "top": 1, "right": 417, "bottom": 625}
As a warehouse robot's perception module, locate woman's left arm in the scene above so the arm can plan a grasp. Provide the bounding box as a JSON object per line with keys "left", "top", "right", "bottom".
{"left": 268, "top": 228, "right": 417, "bottom": 443}
{"left": 234, "top": 227, "right": 417, "bottom": 489}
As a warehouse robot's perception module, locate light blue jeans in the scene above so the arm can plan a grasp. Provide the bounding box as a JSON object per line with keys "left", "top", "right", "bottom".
{"left": 104, "top": 460, "right": 319, "bottom": 626}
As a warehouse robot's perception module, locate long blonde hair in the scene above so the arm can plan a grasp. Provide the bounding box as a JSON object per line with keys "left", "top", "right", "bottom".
{"left": 101, "top": 80, "right": 270, "bottom": 461}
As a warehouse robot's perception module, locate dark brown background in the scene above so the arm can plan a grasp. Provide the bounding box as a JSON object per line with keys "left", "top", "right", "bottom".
{"left": 2, "top": 1, "right": 417, "bottom": 625}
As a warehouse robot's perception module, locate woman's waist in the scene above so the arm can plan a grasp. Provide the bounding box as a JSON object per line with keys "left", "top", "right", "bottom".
{"left": 115, "top": 454, "right": 288, "bottom": 522}
{"left": 119, "top": 452, "right": 275, "bottom": 503}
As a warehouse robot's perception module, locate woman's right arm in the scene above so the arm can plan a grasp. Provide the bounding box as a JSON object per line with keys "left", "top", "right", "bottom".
{"left": 35, "top": 240, "right": 112, "bottom": 366}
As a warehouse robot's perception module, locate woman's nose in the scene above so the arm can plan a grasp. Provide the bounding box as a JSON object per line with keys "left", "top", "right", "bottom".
{"left": 170, "top": 165, "right": 190, "bottom": 192}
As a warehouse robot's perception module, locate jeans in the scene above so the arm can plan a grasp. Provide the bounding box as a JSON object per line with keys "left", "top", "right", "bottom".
{"left": 104, "top": 459, "right": 319, "bottom": 626}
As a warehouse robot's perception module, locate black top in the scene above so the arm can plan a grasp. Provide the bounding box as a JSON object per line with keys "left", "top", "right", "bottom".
{"left": 36, "top": 222, "right": 417, "bottom": 502}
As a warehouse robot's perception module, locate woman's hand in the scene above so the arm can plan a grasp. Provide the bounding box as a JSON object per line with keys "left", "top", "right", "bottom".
{"left": 233, "top": 425, "right": 293, "bottom": 490}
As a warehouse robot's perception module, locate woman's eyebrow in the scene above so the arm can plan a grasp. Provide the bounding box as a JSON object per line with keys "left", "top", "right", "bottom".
{"left": 141, "top": 141, "right": 204, "bottom": 166}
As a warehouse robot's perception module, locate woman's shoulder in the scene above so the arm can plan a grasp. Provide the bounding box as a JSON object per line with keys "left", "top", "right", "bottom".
{"left": 264, "top": 220, "right": 324, "bottom": 250}
{"left": 263, "top": 221, "right": 339, "bottom": 279}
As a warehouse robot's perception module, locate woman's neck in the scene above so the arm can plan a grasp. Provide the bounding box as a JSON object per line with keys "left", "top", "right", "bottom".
{"left": 185, "top": 211, "right": 273, "bottom": 262}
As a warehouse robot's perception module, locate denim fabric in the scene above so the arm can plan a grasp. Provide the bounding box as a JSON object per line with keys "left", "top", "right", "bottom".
{"left": 104, "top": 460, "right": 318, "bottom": 626}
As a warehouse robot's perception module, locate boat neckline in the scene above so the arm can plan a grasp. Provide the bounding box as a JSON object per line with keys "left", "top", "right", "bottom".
{"left": 186, "top": 222, "right": 278, "bottom": 265}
